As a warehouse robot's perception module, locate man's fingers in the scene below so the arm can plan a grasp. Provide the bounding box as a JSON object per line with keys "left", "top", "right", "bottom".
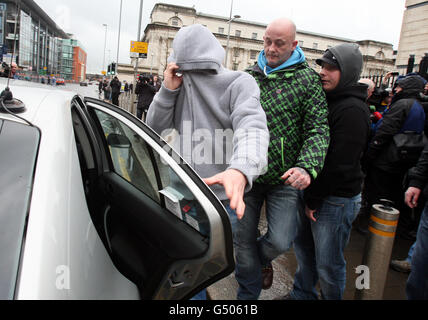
{"left": 236, "top": 200, "right": 246, "bottom": 220}
{"left": 203, "top": 175, "right": 222, "bottom": 186}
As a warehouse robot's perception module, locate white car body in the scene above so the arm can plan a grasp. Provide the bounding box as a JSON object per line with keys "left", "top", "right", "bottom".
{"left": 0, "top": 79, "right": 234, "bottom": 300}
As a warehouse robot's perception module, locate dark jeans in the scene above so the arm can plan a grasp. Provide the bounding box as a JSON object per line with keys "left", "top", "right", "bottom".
{"left": 406, "top": 203, "right": 428, "bottom": 299}
{"left": 234, "top": 183, "right": 303, "bottom": 300}
{"left": 291, "top": 195, "right": 361, "bottom": 300}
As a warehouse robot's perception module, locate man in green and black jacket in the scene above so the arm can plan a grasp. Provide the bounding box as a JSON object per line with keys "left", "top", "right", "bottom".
{"left": 234, "top": 18, "right": 330, "bottom": 300}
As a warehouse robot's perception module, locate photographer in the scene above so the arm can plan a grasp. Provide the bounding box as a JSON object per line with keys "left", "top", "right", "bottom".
{"left": 0, "top": 62, "right": 16, "bottom": 78}
{"left": 135, "top": 74, "right": 156, "bottom": 121}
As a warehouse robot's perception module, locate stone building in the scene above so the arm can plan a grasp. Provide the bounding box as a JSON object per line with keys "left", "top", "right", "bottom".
{"left": 137, "top": 3, "right": 395, "bottom": 77}
{"left": 396, "top": 0, "right": 428, "bottom": 74}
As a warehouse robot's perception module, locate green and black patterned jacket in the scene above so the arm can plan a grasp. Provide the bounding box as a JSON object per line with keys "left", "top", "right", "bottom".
{"left": 247, "top": 62, "right": 330, "bottom": 185}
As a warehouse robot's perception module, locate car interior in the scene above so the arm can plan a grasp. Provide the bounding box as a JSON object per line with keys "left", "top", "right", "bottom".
{"left": 70, "top": 98, "right": 215, "bottom": 299}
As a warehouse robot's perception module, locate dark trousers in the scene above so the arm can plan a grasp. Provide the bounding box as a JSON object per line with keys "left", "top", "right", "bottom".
{"left": 112, "top": 93, "right": 120, "bottom": 106}
{"left": 360, "top": 165, "right": 416, "bottom": 233}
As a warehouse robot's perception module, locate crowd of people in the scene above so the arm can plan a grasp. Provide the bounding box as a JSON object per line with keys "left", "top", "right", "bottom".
{"left": 99, "top": 74, "right": 161, "bottom": 113}
{"left": 145, "top": 18, "right": 428, "bottom": 300}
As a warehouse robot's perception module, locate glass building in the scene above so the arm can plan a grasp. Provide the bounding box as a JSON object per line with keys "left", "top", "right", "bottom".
{"left": 1, "top": 0, "right": 71, "bottom": 79}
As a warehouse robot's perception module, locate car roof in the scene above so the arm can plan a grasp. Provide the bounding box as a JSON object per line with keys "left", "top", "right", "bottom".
{"left": 0, "top": 78, "right": 77, "bottom": 125}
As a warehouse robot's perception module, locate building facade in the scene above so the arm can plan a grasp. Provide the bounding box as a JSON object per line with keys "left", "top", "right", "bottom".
{"left": 0, "top": 0, "right": 69, "bottom": 77}
{"left": 396, "top": 0, "right": 428, "bottom": 74}
{"left": 60, "top": 37, "right": 87, "bottom": 81}
{"left": 0, "top": 0, "right": 86, "bottom": 81}
{"left": 138, "top": 3, "right": 395, "bottom": 77}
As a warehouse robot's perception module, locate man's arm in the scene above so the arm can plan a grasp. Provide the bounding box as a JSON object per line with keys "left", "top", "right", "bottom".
{"left": 204, "top": 73, "right": 269, "bottom": 219}
{"left": 146, "top": 63, "right": 183, "bottom": 135}
{"left": 295, "top": 72, "right": 330, "bottom": 183}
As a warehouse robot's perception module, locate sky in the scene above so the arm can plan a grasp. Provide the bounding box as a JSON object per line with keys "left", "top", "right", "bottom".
{"left": 34, "top": 0, "right": 406, "bottom": 74}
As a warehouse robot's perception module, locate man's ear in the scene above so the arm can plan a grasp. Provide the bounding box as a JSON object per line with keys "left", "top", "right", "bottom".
{"left": 292, "top": 40, "right": 298, "bottom": 50}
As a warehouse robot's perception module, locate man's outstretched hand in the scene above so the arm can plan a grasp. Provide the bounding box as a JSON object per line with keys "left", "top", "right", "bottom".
{"left": 203, "top": 169, "right": 248, "bottom": 220}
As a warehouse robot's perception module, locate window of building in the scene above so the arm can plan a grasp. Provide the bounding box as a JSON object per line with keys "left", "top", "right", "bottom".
{"left": 218, "top": 27, "right": 224, "bottom": 34}
{"left": 234, "top": 48, "right": 240, "bottom": 57}
{"left": 235, "top": 30, "right": 241, "bottom": 37}
{"left": 313, "top": 43, "right": 318, "bottom": 49}
{"left": 250, "top": 51, "right": 257, "bottom": 60}
{"left": 375, "top": 51, "right": 385, "bottom": 59}
{"left": 171, "top": 18, "right": 179, "bottom": 26}
{"left": 233, "top": 63, "right": 239, "bottom": 71}
{"left": 298, "top": 40, "right": 304, "bottom": 47}
{"left": 251, "top": 33, "right": 257, "bottom": 40}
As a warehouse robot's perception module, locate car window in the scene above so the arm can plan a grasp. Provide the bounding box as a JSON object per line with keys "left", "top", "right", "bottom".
{"left": 0, "top": 119, "right": 40, "bottom": 300}
{"left": 92, "top": 109, "right": 211, "bottom": 237}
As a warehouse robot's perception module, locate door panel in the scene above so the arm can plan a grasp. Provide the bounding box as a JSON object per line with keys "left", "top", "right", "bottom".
{"left": 82, "top": 98, "right": 234, "bottom": 300}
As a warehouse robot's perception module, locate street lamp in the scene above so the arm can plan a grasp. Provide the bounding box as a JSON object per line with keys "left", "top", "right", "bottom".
{"left": 102, "top": 24, "right": 108, "bottom": 75}
{"left": 225, "top": 15, "right": 241, "bottom": 68}
{"left": 116, "top": 0, "right": 123, "bottom": 77}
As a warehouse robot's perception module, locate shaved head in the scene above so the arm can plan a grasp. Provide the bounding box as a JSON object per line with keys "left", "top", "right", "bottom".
{"left": 263, "top": 18, "right": 298, "bottom": 68}
{"left": 266, "top": 18, "right": 297, "bottom": 42}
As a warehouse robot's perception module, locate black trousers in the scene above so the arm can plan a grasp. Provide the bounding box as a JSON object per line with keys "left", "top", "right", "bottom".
{"left": 112, "top": 93, "right": 120, "bottom": 106}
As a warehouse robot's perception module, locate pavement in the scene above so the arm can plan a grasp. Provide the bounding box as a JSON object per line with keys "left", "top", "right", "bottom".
{"left": 207, "top": 206, "right": 414, "bottom": 300}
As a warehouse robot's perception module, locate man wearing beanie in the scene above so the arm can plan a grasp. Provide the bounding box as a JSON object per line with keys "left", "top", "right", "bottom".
{"left": 287, "top": 43, "right": 371, "bottom": 300}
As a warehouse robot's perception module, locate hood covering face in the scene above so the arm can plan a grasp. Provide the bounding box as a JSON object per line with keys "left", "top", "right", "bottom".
{"left": 167, "top": 24, "right": 225, "bottom": 73}
{"left": 317, "top": 43, "right": 363, "bottom": 92}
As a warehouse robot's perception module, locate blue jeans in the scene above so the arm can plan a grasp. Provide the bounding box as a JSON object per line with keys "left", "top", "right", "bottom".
{"left": 406, "top": 242, "right": 416, "bottom": 263}
{"left": 234, "top": 183, "right": 303, "bottom": 300}
{"left": 291, "top": 194, "right": 361, "bottom": 300}
{"left": 406, "top": 203, "right": 428, "bottom": 299}
{"left": 191, "top": 201, "right": 238, "bottom": 300}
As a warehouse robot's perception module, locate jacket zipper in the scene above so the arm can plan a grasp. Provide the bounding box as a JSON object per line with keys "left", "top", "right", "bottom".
{"left": 281, "top": 137, "right": 285, "bottom": 170}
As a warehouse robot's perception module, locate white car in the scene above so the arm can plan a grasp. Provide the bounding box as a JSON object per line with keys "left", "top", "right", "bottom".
{"left": 0, "top": 79, "right": 234, "bottom": 300}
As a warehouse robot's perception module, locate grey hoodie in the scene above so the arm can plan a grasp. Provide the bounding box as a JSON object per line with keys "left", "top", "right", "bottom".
{"left": 146, "top": 24, "right": 269, "bottom": 200}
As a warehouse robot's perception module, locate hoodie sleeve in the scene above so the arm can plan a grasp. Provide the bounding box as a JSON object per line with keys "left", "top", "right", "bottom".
{"left": 146, "top": 83, "right": 181, "bottom": 135}
{"left": 227, "top": 74, "right": 270, "bottom": 190}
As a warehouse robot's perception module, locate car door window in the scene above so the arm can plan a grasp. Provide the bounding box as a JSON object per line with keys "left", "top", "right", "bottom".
{"left": 93, "top": 109, "right": 210, "bottom": 237}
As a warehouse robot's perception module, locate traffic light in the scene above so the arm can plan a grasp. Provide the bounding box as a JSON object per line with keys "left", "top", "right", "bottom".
{"left": 112, "top": 63, "right": 116, "bottom": 75}
{"left": 107, "top": 64, "right": 112, "bottom": 75}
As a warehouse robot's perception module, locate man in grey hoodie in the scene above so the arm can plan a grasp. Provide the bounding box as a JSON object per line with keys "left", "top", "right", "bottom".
{"left": 147, "top": 24, "right": 269, "bottom": 298}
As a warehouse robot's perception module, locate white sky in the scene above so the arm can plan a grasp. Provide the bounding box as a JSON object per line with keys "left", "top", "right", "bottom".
{"left": 34, "top": 0, "right": 406, "bottom": 74}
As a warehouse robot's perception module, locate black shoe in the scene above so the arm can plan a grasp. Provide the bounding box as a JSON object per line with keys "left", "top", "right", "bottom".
{"left": 262, "top": 263, "right": 273, "bottom": 290}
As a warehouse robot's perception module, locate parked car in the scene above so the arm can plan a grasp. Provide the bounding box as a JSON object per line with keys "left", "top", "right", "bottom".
{"left": 80, "top": 81, "right": 88, "bottom": 87}
{"left": 0, "top": 78, "right": 234, "bottom": 300}
{"left": 56, "top": 78, "right": 65, "bottom": 85}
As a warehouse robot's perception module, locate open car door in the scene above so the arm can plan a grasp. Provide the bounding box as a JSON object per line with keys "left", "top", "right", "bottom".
{"left": 74, "top": 97, "right": 234, "bottom": 300}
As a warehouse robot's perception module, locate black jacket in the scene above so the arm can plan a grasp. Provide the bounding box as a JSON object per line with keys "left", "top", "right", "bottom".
{"left": 408, "top": 142, "right": 428, "bottom": 199}
{"left": 305, "top": 84, "right": 371, "bottom": 210}
{"left": 135, "top": 81, "right": 156, "bottom": 109}
{"left": 366, "top": 91, "right": 425, "bottom": 172}
{"left": 110, "top": 79, "right": 121, "bottom": 95}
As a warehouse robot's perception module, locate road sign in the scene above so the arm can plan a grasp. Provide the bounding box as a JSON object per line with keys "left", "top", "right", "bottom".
{"left": 130, "top": 41, "right": 148, "bottom": 59}
{"left": 102, "top": 71, "right": 106, "bottom": 75}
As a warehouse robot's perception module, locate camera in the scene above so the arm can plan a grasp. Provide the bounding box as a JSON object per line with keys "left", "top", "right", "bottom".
{"left": 138, "top": 73, "right": 152, "bottom": 84}
{"left": 0, "top": 62, "right": 11, "bottom": 78}
{"left": 367, "top": 87, "right": 391, "bottom": 108}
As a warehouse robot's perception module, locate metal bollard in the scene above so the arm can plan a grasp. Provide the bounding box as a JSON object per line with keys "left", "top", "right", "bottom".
{"left": 355, "top": 200, "right": 400, "bottom": 300}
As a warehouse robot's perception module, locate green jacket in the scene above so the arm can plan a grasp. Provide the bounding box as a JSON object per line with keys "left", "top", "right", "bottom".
{"left": 247, "top": 62, "right": 330, "bottom": 185}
